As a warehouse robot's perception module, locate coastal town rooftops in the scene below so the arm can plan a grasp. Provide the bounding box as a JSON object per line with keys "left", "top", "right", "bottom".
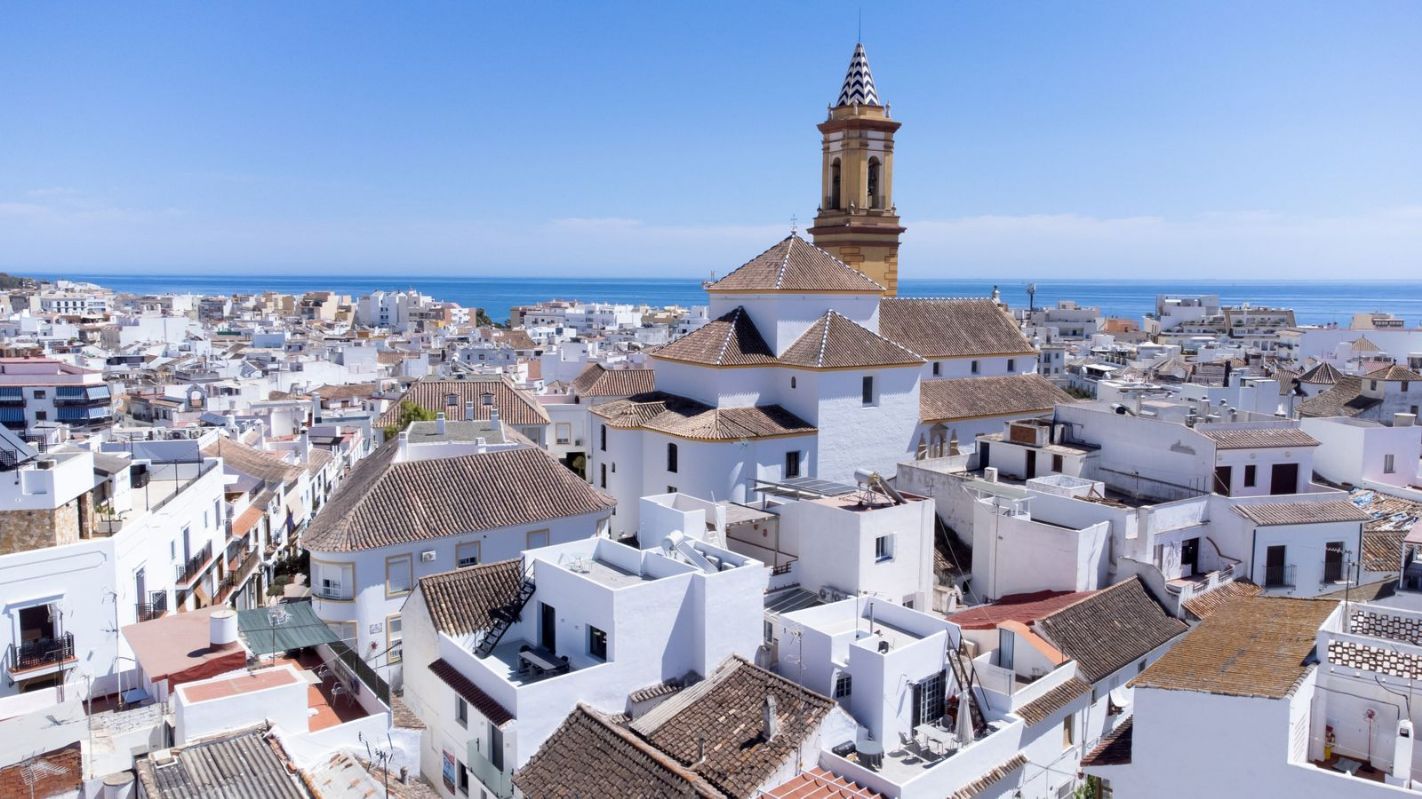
{"left": 570, "top": 363, "right": 657, "bottom": 397}
{"left": 1299, "top": 376, "right": 1378, "bottom": 418}
{"left": 1231, "top": 500, "right": 1371, "bottom": 526}
{"left": 779, "top": 311, "right": 924, "bottom": 369}
{"left": 705, "top": 234, "right": 885, "bottom": 294}
{"left": 302, "top": 442, "right": 614, "bottom": 552}
{"left": 652, "top": 307, "right": 778, "bottom": 367}
{"left": 1131, "top": 596, "right": 1337, "bottom": 698}
{"left": 919, "top": 374, "right": 1073, "bottom": 423}
{"left": 1367, "top": 363, "right": 1422, "bottom": 381}
{"left": 1035, "top": 578, "right": 1188, "bottom": 684}
{"left": 878, "top": 298, "right": 1036, "bottom": 358}
{"left": 377, "top": 377, "right": 550, "bottom": 427}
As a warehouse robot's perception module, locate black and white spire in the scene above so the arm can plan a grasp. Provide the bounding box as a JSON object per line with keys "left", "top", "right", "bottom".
{"left": 835, "top": 42, "right": 880, "bottom": 107}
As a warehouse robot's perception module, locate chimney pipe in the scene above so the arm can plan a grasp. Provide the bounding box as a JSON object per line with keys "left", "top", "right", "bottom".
{"left": 398, "top": 430, "right": 409, "bottom": 461}
{"left": 465, "top": 400, "right": 476, "bottom": 421}
{"left": 763, "top": 694, "right": 779, "bottom": 742}
{"left": 436, "top": 412, "right": 446, "bottom": 435}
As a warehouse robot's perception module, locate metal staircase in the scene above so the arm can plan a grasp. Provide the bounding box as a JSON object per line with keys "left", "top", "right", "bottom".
{"left": 946, "top": 638, "right": 990, "bottom": 736}
{"left": 474, "top": 575, "right": 537, "bottom": 659}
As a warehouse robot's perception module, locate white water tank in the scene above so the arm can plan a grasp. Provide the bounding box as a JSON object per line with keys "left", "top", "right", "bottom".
{"left": 210, "top": 609, "right": 239, "bottom": 649}
{"left": 102, "top": 771, "right": 135, "bottom": 799}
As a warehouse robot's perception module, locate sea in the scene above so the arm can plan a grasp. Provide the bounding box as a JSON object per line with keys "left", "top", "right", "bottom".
{"left": 40, "top": 273, "right": 1422, "bottom": 328}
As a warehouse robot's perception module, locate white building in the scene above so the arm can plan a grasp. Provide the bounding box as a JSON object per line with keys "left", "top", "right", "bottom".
{"left": 0, "top": 357, "right": 114, "bottom": 433}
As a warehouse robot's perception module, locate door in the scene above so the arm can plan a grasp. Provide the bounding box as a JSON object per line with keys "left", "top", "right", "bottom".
{"left": 539, "top": 602, "right": 556, "bottom": 653}
{"left": 1271, "top": 463, "right": 1300, "bottom": 495}
{"left": 1180, "top": 538, "right": 1200, "bottom": 577}
{"left": 1265, "top": 545, "right": 1288, "bottom": 587}
{"left": 1025, "top": 450, "right": 1037, "bottom": 480}
{"left": 1324, "top": 542, "right": 1345, "bottom": 583}
{"left": 1213, "top": 466, "right": 1233, "bottom": 496}
{"left": 979, "top": 442, "right": 991, "bottom": 470}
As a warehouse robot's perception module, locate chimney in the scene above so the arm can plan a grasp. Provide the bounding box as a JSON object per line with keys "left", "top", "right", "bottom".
{"left": 436, "top": 412, "right": 446, "bottom": 435}
{"left": 464, "top": 400, "right": 476, "bottom": 421}
{"left": 489, "top": 408, "right": 500, "bottom": 429}
{"left": 398, "top": 430, "right": 409, "bottom": 461}
{"left": 696, "top": 735, "right": 706, "bottom": 765}
{"left": 209, "top": 609, "right": 239, "bottom": 649}
{"left": 763, "top": 694, "right": 779, "bottom": 742}
{"left": 1395, "top": 413, "right": 1416, "bottom": 428}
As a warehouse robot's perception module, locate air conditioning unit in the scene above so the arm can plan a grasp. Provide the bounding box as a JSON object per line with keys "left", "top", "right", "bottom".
{"left": 420, "top": 550, "right": 437, "bottom": 562}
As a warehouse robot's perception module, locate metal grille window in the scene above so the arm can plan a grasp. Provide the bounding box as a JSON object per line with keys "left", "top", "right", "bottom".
{"left": 911, "top": 671, "right": 946, "bottom": 728}
{"left": 834, "top": 672, "right": 853, "bottom": 699}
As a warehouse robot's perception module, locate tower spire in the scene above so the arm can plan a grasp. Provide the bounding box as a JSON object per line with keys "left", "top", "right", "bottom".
{"left": 836, "top": 42, "right": 880, "bottom": 107}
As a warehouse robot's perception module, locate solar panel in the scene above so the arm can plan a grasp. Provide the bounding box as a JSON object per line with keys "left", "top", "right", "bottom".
{"left": 755, "top": 476, "right": 860, "bottom": 498}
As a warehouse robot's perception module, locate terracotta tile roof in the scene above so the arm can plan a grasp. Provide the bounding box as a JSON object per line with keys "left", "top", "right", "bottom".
{"left": 919, "top": 374, "right": 1073, "bottom": 422}
{"left": 513, "top": 705, "right": 725, "bottom": 799}
{"left": 1181, "top": 580, "right": 1262, "bottom": 620}
{"left": 632, "top": 657, "right": 836, "bottom": 799}
{"left": 1299, "top": 376, "right": 1379, "bottom": 418}
{"left": 1298, "top": 362, "right": 1343, "bottom": 385}
{"left": 1363, "top": 530, "right": 1407, "bottom": 572}
{"left": 1133, "top": 596, "right": 1336, "bottom": 698}
{"left": 706, "top": 234, "right": 884, "bottom": 294}
{"left": 653, "top": 308, "right": 778, "bottom": 367}
{"left": 947, "top": 753, "right": 1027, "bottom": 799}
{"left": 591, "top": 392, "right": 687, "bottom": 429}
{"left": 428, "top": 658, "right": 513, "bottom": 725}
{"left": 946, "top": 590, "right": 1094, "bottom": 630}
{"left": 1013, "top": 676, "right": 1091, "bottom": 725}
{"left": 415, "top": 559, "right": 523, "bottom": 637}
{"left": 1081, "top": 717, "right": 1133, "bottom": 767}
{"left": 1036, "top": 579, "right": 1188, "bottom": 684}
{"left": 377, "top": 378, "right": 550, "bottom": 427}
{"left": 779, "top": 312, "right": 923, "bottom": 369}
{"left": 1231, "top": 500, "right": 1370, "bottom": 526}
{"left": 1197, "top": 427, "right": 1319, "bottom": 450}
{"left": 642, "top": 404, "right": 815, "bottom": 442}
{"left": 879, "top": 298, "right": 1035, "bottom": 358}
{"left": 314, "top": 382, "right": 377, "bottom": 401}
{"left": 1367, "top": 363, "right": 1422, "bottom": 381}
{"left": 231, "top": 505, "right": 265, "bottom": 538}
{"left": 570, "top": 364, "right": 657, "bottom": 397}
{"left": 1351, "top": 336, "right": 1384, "bottom": 353}
{"left": 763, "top": 767, "right": 886, "bottom": 799}
{"left": 203, "top": 437, "right": 304, "bottom": 487}
{"left": 302, "top": 443, "right": 614, "bottom": 552}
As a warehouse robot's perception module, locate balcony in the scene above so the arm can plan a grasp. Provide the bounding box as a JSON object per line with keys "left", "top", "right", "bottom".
{"left": 215, "top": 550, "right": 261, "bottom": 603}
{"left": 135, "top": 594, "right": 168, "bottom": 622}
{"left": 1264, "top": 564, "right": 1296, "bottom": 589}
{"left": 468, "top": 746, "right": 512, "bottom": 799}
{"left": 8, "top": 632, "right": 76, "bottom": 674}
{"left": 176, "top": 542, "right": 215, "bottom": 585}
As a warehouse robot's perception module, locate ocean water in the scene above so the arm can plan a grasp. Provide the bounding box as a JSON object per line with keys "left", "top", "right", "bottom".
{"left": 45, "top": 273, "right": 1422, "bottom": 327}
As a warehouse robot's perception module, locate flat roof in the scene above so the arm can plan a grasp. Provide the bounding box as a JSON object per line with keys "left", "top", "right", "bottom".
{"left": 179, "top": 665, "right": 300, "bottom": 703}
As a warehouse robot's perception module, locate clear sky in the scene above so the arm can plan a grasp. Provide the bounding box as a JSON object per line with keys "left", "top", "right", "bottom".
{"left": 3, "top": 2, "right": 1420, "bottom": 279}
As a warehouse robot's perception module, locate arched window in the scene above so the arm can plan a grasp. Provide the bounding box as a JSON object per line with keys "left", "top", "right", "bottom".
{"left": 867, "top": 158, "right": 881, "bottom": 209}
{"left": 830, "top": 159, "right": 842, "bottom": 210}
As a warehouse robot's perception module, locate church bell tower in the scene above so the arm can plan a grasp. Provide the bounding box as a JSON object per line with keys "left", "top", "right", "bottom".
{"left": 809, "top": 43, "right": 905, "bottom": 295}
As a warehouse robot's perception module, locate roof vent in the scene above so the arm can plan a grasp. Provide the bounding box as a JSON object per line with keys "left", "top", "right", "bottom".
{"left": 763, "top": 694, "right": 779, "bottom": 742}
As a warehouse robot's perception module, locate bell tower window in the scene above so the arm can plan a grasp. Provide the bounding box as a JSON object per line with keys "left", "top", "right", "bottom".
{"left": 867, "top": 158, "right": 881, "bottom": 209}
{"left": 830, "top": 159, "right": 842, "bottom": 210}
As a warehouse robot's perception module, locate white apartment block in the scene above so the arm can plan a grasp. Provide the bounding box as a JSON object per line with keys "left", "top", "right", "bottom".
{"left": 0, "top": 357, "right": 114, "bottom": 434}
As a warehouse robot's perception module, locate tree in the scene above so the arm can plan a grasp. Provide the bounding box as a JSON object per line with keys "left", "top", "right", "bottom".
{"left": 382, "top": 400, "right": 437, "bottom": 438}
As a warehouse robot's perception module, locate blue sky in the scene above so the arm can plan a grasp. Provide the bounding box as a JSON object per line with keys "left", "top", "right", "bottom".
{"left": 2, "top": 2, "right": 1419, "bottom": 278}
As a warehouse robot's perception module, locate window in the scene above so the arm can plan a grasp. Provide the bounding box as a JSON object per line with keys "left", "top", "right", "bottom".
{"left": 33, "top": 389, "right": 45, "bottom": 399}
{"left": 526, "top": 529, "right": 549, "bottom": 549}
{"left": 488, "top": 722, "right": 504, "bottom": 771}
{"left": 385, "top": 554, "right": 413, "bottom": 597}
{"left": 785, "top": 450, "right": 801, "bottom": 479}
{"left": 1007, "top": 358, "right": 1016, "bottom": 372}
{"left": 457, "top": 541, "right": 481, "bottom": 568}
{"left": 790, "top": 376, "right": 797, "bottom": 389}
{"left": 667, "top": 485, "right": 678, "bottom": 494}
{"left": 1244, "top": 464, "right": 1257, "bottom": 488}
{"left": 600, "top": 463, "right": 607, "bottom": 488}
{"left": 763, "top": 620, "right": 774, "bottom": 643}
{"left": 834, "top": 672, "right": 853, "bottom": 699}
{"left": 387, "top": 615, "right": 403, "bottom": 664}
{"left": 830, "top": 158, "right": 842, "bottom": 209}
{"left": 457, "top": 760, "right": 469, "bottom": 795}
{"left": 1371, "top": 380, "right": 1379, "bottom": 391}
{"left": 932, "top": 362, "right": 940, "bottom": 376}
{"left": 455, "top": 696, "right": 468, "bottom": 727}
{"left": 866, "top": 157, "right": 881, "bottom": 208}
{"left": 971, "top": 360, "right": 979, "bottom": 374}
{"left": 34, "top": 411, "right": 46, "bottom": 421}
{"left": 1052, "top": 454, "right": 1063, "bottom": 473}
{"left": 874, "top": 534, "right": 893, "bottom": 562}
{"left": 555, "top": 423, "right": 572, "bottom": 445}
{"left": 1062, "top": 714, "right": 1075, "bottom": 750}
{"left": 1385, "top": 454, "right": 1396, "bottom": 474}
{"left": 861, "top": 375, "right": 874, "bottom": 406}
{"left": 667, "top": 442, "right": 678, "bottom": 473}
{"left": 910, "top": 671, "right": 946, "bottom": 728}
{"left": 314, "top": 561, "right": 354, "bottom": 600}
{"left": 589, "top": 626, "right": 607, "bottom": 660}
{"left": 600, "top": 424, "right": 606, "bottom": 451}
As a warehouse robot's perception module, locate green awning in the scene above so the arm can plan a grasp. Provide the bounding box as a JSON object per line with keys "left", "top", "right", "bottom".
{"left": 237, "top": 601, "right": 339, "bottom": 655}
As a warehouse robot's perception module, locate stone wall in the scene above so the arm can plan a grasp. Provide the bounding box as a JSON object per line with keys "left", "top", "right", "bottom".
{"left": 0, "top": 500, "right": 80, "bottom": 555}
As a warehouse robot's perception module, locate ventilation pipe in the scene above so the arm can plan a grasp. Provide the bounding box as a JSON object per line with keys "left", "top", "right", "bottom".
{"left": 763, "top": 694, "right": 779, "bottom": 742}
{"left": 210, "top": 609, "right": 239, "bottom": 650}
{"left": 435, "top": 412, "right": 446, "bottom": 436}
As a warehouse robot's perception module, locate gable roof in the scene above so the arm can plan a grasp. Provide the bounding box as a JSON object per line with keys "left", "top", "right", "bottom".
{"left": 377, "top": 378, "right": 550, "bottom": 427}
{"left": 706, "top": 235, "right": 884, "bottom": 294}
{"left": 415, "top": 560, "right": 523, "bottom": 637}
{"left": 514, "top": 705, "right": 725, "bottom": 799}
{"left": 1298, "top": 362, "right": 1343, "bottom": 385}
{"left": 653, "top": 308, "right": 778, "bottom": 367}
{"left": 1231, "top": 499, "right": 1371, "bottom": 526}
{"left": 878, "top": 298, "right": 1035, "bottom": 358}
{"left": 203, "top": 436, "right": 304, "bottom": 487}
{"left": 631, "top": 657, "right": 836, "bottom": 799}
{"left": 1131, "top": 596, "right": 1336, "bottom": 698}
{"left": 1196, "top": 427, "right": 1319, "bottom": 450}
{"left": 592, "top": 392, "right": 815, "bottom": 442}
{"left": 570, "top": 364, "right": 657, "bottom": 397}
{"left": 919, "top": 374, "right": 1074, "bottom": 422}
{"left": 429, "top": 658, "right": 513, "bottom": 726}
{"left": 946, "top": 590, "right": 1096, "bottom": 630}
{"left": 1298, "top": 376, "right": 1379, "bottom": 418}
{"left": 1181, "top": 580, "right": 1262, "bottom": 620}
{"left": 302, "top": 443, "right": 614, "bottom": 552}
{"left": 1367, "top": 363, "right": 1422, "bottom": 381}
{"left": 779, "top": 312, "right": 923, "bottom": 369}
{"left": 1036, "top": 579, "right": 1188, "bottom": 684}
{"left": 836, "top": 43, "right": 881, "bottom": 107}
{"left": 1013, "top": 676, "right": 1091, "bottom": 726}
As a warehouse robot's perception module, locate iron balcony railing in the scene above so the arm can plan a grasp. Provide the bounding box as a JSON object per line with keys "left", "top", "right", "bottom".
{"left": 9, "top": 632, "right": 75, "bottom": 672}
{"left": 135, "top": 593, "right": 168, "bottom": 622}
{"left": 176, "top": 542, "right": 215, "bottom": 585}
{"left": 1264, "top": 564, "right": 1296, "bottom": 588}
